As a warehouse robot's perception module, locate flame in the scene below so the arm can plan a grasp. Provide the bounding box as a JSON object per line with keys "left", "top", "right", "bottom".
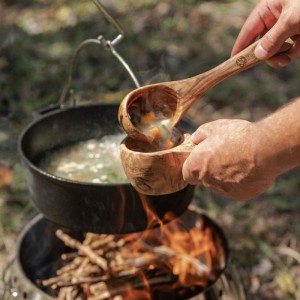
{"left": 124, "top": 191, "right": 226, "bottom": 292}
{"left": 138, "top": 193, "right": 164, "bottom": 231}
{"left": 122, "top": 289, "right": 152, "bottom": 300}
{"left": 117, "top": 205, "right": 225, "bottom": 291}
{"left": 45, "top": 206, "right": 226, "bottom": 299}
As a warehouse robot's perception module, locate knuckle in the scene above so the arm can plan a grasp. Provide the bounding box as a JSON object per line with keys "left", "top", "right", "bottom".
{"left": 193, "top": 125, "right": 210, "bottom": 139}
{"left": 263, "top": 32, "right": 277, "bottom": 49}
{"left": 281, "top": 11, "right": 300, "bottom": 28}
{"left": 198, "top": 119, "right": 229, "bottom": 133}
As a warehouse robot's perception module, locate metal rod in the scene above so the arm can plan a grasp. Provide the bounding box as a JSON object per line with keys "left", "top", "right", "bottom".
{"left": 59, "top": 37, "right": 140, "bottom": 105}
{"left": 58, "top": 39, "right": 102, "bottom": 105}
{"left": 58, "top": 1, "right": 140, "bottom": 105}
{"left": 107, "top": 40, "right": 141, "bottom": 88}
{"left": 92, "top": 0, "right": 124, "bottom": 46}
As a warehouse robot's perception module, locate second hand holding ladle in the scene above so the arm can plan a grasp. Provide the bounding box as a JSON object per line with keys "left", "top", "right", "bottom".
{"left": 118, "top": 38, "right": 293, "bottom": 142}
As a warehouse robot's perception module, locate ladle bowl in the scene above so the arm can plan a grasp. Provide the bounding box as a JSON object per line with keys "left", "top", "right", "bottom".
{"left": 118, "top": 38, "right": 293, "bottom": 141}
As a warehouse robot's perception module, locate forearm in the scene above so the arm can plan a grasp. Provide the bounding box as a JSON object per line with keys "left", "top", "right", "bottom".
{"left": 256, "top": 97, "right": 300, "bottom": 176}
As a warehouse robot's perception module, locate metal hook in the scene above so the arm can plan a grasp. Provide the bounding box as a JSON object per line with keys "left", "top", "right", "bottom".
{"left": 106, "top": 40, "right": 141, "bottom": 88}
{"left": 58, "top": 1, "right": 140, "bottom": 105}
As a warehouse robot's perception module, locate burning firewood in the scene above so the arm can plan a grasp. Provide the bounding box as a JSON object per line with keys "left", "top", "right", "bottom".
{"left": 40, "top": 213, "right": 226, "bottom": 300}
{"left": 56, "top": 230, "right": 108, "bottom": 271}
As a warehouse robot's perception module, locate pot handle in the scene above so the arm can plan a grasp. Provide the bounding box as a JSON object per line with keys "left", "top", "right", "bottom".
{"left": 59, "top": 0, "right": 140, "bottom": 105}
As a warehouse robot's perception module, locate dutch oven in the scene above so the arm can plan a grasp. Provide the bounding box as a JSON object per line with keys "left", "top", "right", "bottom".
{"left": 18, "top": 102, "right": 196, "bottom": 234}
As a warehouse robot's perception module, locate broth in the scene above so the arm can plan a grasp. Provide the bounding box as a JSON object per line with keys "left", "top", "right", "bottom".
{"left": 39, "top": 134, "right": 129, "bottom": 184}
{"left": 137, "top": 112, "right": 177, "bottom": 150}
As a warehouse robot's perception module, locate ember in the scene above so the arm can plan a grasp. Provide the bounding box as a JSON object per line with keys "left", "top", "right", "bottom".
{"left": 39, "top": 208, "right": 227, "bottom": 300}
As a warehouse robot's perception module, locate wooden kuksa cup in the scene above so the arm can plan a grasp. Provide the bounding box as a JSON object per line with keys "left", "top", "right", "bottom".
{"left": 120, "top": 131, "right": 195, "bottom": 195}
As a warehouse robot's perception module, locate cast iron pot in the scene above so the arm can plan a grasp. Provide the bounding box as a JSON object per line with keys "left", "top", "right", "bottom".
{"left": 18, "top": 103, "right": 196, "bottom": 234}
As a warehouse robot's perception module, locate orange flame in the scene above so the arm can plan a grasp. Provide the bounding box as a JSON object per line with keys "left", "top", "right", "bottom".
{"left": 116, "top": 205, "right": 226, "bottom": 292}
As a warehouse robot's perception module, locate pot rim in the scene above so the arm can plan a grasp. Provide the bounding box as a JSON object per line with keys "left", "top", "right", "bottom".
{"left": 14, "top": 214, "right": 54, "bottom": 300}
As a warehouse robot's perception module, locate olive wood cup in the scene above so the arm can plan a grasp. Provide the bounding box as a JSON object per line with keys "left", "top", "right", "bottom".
{"left": 120, "top": 131, "right": 195, "bottom": 195}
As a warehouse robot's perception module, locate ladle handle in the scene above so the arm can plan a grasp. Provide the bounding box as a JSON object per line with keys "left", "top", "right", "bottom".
{"left": 180, "top": 38, "right": 293, "bottom": 111}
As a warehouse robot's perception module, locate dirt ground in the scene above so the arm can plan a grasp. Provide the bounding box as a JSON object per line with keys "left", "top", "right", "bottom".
{"left": 1, "top": 0, "right": 300, "bottom": 299}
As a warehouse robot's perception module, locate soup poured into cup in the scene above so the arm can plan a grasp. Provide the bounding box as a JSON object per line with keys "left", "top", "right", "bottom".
{"left": 135, "top": 111, "right": 178, "bottom": 151}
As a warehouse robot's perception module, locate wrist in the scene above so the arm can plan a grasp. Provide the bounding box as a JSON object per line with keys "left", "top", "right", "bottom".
{"left": 255, "top": 99, "right": 300, "bottom": 176}
{"left": 254, "top": 121, "right": 286, "bottom": 178}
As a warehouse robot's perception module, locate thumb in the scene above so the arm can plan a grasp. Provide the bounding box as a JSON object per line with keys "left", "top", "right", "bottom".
{"left": 255, "top": 16, "right": 299, "bottom": 60}
{"left": 191, "top": 125, "right": 210, "bottom": 144}
{"left": 182, "top": 137, "right": 211, "bottom": 185}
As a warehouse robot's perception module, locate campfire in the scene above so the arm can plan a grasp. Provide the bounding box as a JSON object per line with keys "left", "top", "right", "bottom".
{"left": 37, "top": 206, "right": 227, "bottom": 300}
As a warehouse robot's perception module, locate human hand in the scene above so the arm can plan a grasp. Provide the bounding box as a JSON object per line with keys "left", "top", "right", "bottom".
{"left": 231, "top": 0, "right": 300, "bottom": 68}
{"left": 182, "top": 119, "right": 277, "bottom": 201}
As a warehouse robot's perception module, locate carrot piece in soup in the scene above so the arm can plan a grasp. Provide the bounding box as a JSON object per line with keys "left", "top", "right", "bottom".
{"left": 164, "top": 139, "right": 174, "bottom": 149}
{"left": 140, "top": 112, "right": 156, "bottom": 125}
{"left": 149, "top": 127, "right": 161, "bottom": 139}
{"left": 69, "top": 177, "right": 78, "bottom": 182}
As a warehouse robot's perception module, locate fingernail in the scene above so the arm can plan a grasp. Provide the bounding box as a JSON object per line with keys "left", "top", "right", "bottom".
{"left": 182, "top": 159, "right": 189, "bottom": 180}
{"left": 255, "top": 45, "right": 268, "bottom": 60}
{"left": 191, "top": 132, "right": 196, "bottom": 141}
{"left": 278, "top": 61, "right": 289, "bottom": 67}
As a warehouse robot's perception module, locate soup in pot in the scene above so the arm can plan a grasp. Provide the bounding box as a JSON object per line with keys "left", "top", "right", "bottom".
{"left": 39, "top": 134, "right": 129, "bottom": 184}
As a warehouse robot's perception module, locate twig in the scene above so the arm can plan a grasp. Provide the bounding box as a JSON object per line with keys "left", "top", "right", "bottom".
{"left": 87, "top": 272, "right": 178, "bottom": 300}
{"left": 149, "top": 245, "right": 210, "bottom": 274}
{"left": 56, "top": 230, "right": 107, "bottom": 270}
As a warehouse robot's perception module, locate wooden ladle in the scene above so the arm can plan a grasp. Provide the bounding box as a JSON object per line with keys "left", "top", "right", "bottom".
{"left": 118, "top": 38, "right": 293, "bottom": 142}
